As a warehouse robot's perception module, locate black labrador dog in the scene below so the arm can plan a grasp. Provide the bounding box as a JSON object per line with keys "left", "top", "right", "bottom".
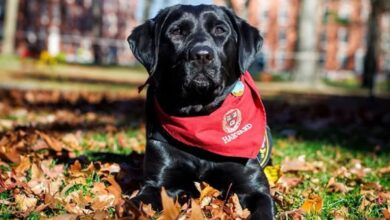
{"left": 128, "top": 4, "right": 274, "bottom": 219}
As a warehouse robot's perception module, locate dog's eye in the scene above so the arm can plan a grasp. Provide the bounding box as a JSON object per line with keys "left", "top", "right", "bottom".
{"left": 213, "top": 25, "right": 226, "bottom": 35}
{"left": 170, "top": 27, "right": 183, "bottom": 36}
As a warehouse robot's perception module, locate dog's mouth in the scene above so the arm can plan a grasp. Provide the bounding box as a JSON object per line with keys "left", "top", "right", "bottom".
{"left": 190, "top": 74, "right": 212, "bottom": 87}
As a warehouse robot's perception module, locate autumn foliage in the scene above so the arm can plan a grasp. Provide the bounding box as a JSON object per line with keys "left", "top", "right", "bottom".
{"left": 0, "top": 89, "right": 389, "bottom": 219}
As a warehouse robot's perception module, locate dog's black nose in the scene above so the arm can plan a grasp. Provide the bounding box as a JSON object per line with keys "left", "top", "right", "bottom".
{"left": 190, "top": 46, "right": 214, "bottom": 65}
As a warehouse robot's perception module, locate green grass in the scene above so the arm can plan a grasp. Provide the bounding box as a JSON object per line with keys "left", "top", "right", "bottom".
{"left": 272, "top": 135, "right": 389, "bottom": 219}
{"left": 0, "top": 191, "right": 12, "bottom": 215}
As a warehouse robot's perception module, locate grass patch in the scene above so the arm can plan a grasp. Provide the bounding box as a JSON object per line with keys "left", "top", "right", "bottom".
{"left": 272, "top": 135, "right": 389, "bottom": 218}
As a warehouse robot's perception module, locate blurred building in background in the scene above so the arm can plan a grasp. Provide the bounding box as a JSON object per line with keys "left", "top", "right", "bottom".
{"left": 16, "top": 0, "right": 138, "bottom": 65}
{"left": 319, "top": 0, "right": 370, "bottom": 76}
{"left": 0, "top": 0, "right": 5, "bottom": 48}
{"left": 0, "top": 0, "right": 388, "bottom": 77}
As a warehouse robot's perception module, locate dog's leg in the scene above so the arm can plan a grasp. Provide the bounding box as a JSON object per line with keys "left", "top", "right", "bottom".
{"left": 201, "top": 160, "right": 274, "bottom": 220}
{"left": 131, "top": 140, "right": 200, "bottom": 210}
{"left": 238, "top": 191, "right": 274, "bottom": 220}
{"left": 131, "top": 183, "right": 162, "bottom": 209}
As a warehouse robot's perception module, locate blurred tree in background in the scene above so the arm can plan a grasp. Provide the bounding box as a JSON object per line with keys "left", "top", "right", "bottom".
{"left": 363, "top": 0, "right": 390, "bottom": 94}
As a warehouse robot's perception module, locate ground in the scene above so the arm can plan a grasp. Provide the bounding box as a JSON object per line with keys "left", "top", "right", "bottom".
{"left": 0, "top": 60, "right": 389, "bottom": 219}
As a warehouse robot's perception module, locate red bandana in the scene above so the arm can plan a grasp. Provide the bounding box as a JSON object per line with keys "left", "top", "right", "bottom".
{"left": 155, "top": 71, "right": 266, "bottom": 159}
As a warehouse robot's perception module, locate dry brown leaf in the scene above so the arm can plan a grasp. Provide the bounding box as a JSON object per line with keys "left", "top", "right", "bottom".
{"left": 160, "top": 187, "right": 180, "bottom": 220}
{"left": 333, "top": 166, "right": 352, "bottom": 179}
{"left": 359, "top": 197, "right": 371, "bottom": 211}
{"left": 378, "top": 166, "right": 390, "bottom": 174}
{"left": 46, "top": 214, "right": 78, "bottom": 220}
{"left": 30, "top": 163, "right": 44, "bottom": 179}
{"left": 198, "top": 182, "right": 221, "bottom": 202}
{"left": 100, "top": 163, "right": 120, "bottom": 174}
{"left": 349, "top": 159, "right": 371, "bottom": 179}
{"left": 69, "top": 160, "right": 83, "bottom": 177}
{"left": 61, "top": 133, "right": 82, "bottom": 151}
{"left": 278, "top": 209, "right": 304, "bottom": 220}
{"left": 361, "top": 182, "right": 382, "bottom": 191}
{"left": 188, "top": 199, "right": 204, "bottom": 220}
{"left": 276, "top": 175, "right": 303, "bottom": 189}
{"left": 14, "top": 156, "right": 31, "bottom": 175}
{"left": 300, "top": 195, "right": 322, "bottom": 214}
{"left": 330, "top": 206, "right": 348, "bottom": 220}
{"left": 326, "top": 177, "right": 352, "bottom": 193}
{"left": 142, "top": 203, "right": 156, "bottom": 218}
{"left": 28, "top": 179, "right": 48, "bottom": 195}
{"left": 231, "top": 193, "right": 250, "bottom": 219}
{"left": 105, "top": 176, "right": 123, "bottom": 206}
{"left": 36, "top": 131, "right": 63, "bottom": 152}
{"left": 40, "top": 160, "right": 64, "bottom": 179}
{"left": 15, "top": 194, "right": 37, "bottom": 212}
{"left": 91, "top": 194, "right": 115, "bottom": 211}
{"left": 378, "top": 192, "right": 390, "bottom": 202}
{"left": 281, "top": 155, "right": 314, "bottom": 173}
{"left": 0, "top": 145, "right": 21, "bottom": 163}
{"left": 31, "top": 138, "right": 49, "bottom": 151}
{"left": 63, "top": 202, "right": 91, "bottom": 215}
{"left": 383, "top": 208, "right": 390, "bottom": 220}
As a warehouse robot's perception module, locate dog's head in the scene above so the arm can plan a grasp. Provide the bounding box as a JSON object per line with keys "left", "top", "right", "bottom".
{"left": 128, "top": 4, "right": 262, "bottom": 115}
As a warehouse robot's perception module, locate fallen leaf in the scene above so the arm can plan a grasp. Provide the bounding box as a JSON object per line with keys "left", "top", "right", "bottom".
{"left": 378, "top": 192, "right": 390, "bottom": 202}
{"left": 141, "top": 203, "right": 156, "bottom": 218}
{"left": 278, "top": 209, "right": 304, "bottom": 220}
{"left": 197, "top": 182, "right": 221, "bottom": 202}
{"left": 91, "top": 194, "right": 115, "bottom": 211}
{"left": 30, "top": 163, "right": 44, "bottom": 179}
{"left": 359, "top": 197, "right": 370, "bottom": 211}
{"left": 264, "top": 165, "right": 281, "bottom": 185}
{"left": 383, "top": 208, "right": 390, "bottom": 220}
{"left": 104, "top": 176, "right": 123, "bottom": 206}
{"left": 330, "top": 206, "right": 348, "bottom": 220}
{"left": 15, "top": 194, "right": 37, "bottom": 212}
{"left": 46, "top": 214, "right": 78, "bottom": 220}
{"left": 378, "top": 166, "right": 390, "bottom": 174}
{"left": 277, "top": 175, "right": 302, "bottom": 189}
{"left": 160, "top": 187, "right": 180, "bottom": 220}
{"left": 69, "top": 160, "right": 83, "bottom": 177}
{"left": 0, "top": 145, "right": 21, "bottom": 163}
{"left": 326, "top": 177, "right": 352, "bottom": 193}
{"left": 188, "top": 199, "right": 204, "bottom": 220}
{"left": 36, "top": 131, "right": 63, "bottom": 152}
{"left": 349, "top": 159, "right": 371, "bottom": 179}
{"left": 361, "top": 182, "right": 382, "bottom": 191}
{"left": 281, "top": 155, "right": 314, "bottom": 173}
{"left": 61, "top": 133, "right": 82, "bottom": 151}
{"left": 100, "top": 163, "right": 120, "bottom": 174}
{"left": 231, "top": 193, "right": 250, "bottom": 219}
{"left": 300, "top": 195, "right": 322, "bottom": 214}
{"left": 40, "top": 160, "right": 64, "bottom": 179}
{"left": 14, "top": 156, "right": 31, "bottom": 175}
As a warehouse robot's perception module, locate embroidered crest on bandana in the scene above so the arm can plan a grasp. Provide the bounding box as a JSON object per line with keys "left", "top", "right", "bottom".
{"left": 222, "top": 108, "right": 242, "bottom": 133}
{"left": 154, "top": 71, "right": 268, "bottom": 159}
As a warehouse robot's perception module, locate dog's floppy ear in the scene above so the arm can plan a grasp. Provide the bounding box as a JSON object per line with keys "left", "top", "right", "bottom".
{"left": 128, "top": 20, "right": 157, "bottom": 74}
{"left": 222, "top": 7, "right": 263, "bottom": 73}
{"left": 127, "top": 8, "right": 171, "bottom": 75}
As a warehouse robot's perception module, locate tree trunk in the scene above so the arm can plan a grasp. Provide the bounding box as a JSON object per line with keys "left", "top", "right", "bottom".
{"left": 293, "top": 0, "right": 321, "bottom": 85}
{"left": 362, "top": 5, "right": 379, "bottom": 96}
{"left": 362, "top": 0, "right": 390, "bottom": 95}
{"left": 92, "top": 0, "right": 102, "bottom": 65}
{"left": 2, "top": 0, "right": 19, "bottom": 55}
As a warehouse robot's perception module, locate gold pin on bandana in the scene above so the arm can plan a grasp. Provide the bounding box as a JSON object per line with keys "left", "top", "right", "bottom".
{"left": 231, "top": 80, "right": 245, "bottom": 97}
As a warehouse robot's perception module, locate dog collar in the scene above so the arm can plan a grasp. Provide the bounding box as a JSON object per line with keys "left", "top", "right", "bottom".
{"left": 154, "top": 71, "right": 270, "bottom": 160}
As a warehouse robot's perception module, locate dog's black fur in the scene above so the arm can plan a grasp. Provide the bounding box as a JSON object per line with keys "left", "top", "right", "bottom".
{"left": 128, "top": 4, "right": 274, "bottom": 219}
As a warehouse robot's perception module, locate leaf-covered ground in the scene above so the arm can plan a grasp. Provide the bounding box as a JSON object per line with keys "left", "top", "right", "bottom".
{"left": 0, "top": 88, "right": 389, "bottom": 219}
